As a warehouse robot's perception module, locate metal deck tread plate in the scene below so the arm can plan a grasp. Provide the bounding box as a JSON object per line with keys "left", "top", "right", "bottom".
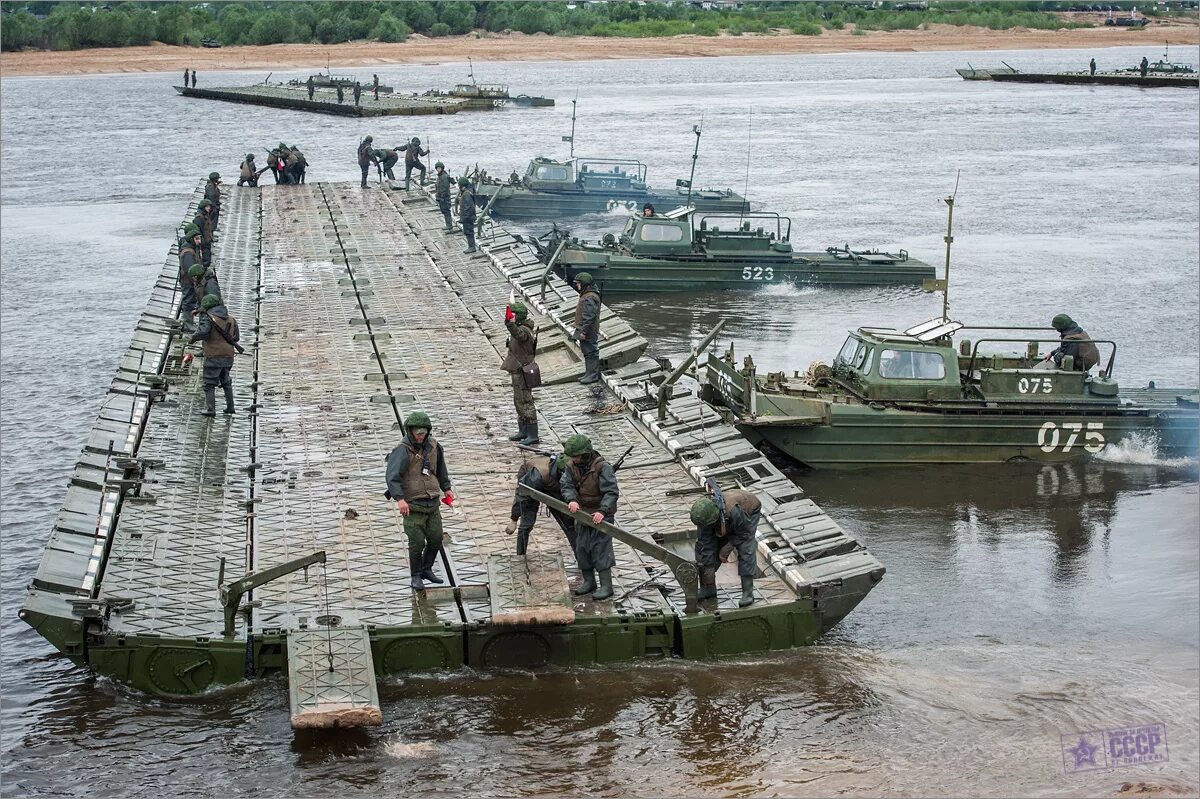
{"left": 287, "top": 625, "right": 382, "bottom": 730}
{"left": 488, "top": 553, "right": 575, "bottom": 626}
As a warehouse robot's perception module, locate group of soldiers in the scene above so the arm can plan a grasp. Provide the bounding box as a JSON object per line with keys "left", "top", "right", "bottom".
{"left": 239, "top": 144, "right": 307, "bottom": 187}
{"left": 382, "top": 269, "right": 760, "bottom": 606}
{"left": 310, "top": 74, "right": 382, "bottom": 105}
{"left": 177, "top": 172, "right": 242, "bottom": 418}
{"left": 357, "top": 136, "right": 479, "bottom": 254}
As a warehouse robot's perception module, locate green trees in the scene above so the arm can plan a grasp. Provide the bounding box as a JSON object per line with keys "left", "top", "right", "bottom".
{"left": 0, "top": 10, "right": 42, "bottom": 51}
{"left": 372, "top": 14, "right": 411, "bottom": 43}
{"left": 438, "top": 1, "right": 476, "bottom": 34}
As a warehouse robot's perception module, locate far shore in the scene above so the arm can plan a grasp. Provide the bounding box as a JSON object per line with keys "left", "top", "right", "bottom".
{"left": 2, "top": 22, "right": 1198, "bottom": 77}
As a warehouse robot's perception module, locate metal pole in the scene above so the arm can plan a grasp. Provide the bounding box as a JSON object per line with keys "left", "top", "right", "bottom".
{"left": 658, "top": 319, "right": 727, "bottom": 421}
{"left": 685, "top": 123, "right": 701, "bottom": 208}
{"left": 942, "top": 194, "right": 954, "bottom": 321}
{"left": 539, "top": 239, "right": 567, "bottom": 301}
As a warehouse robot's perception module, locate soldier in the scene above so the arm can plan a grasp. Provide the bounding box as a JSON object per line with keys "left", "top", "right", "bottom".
{"left": 190, "top": 69, "right": 197, "bottom": 88}
{"left": 642, "top": 203, "right": 656, "bottom": 218}
{"left": 507, "top": 452, "right": 574, "bottom": 556}
{"left": 400, "top": 136, "right": 429, "bottom": 189}
{"left": 193, "top": 200, "right": 215, "bottom": 267}
{"left": 357, "top": 135, "right": 375, "bottom": 188}
{"left": 455, "top": 176, "right": 478, "bottom": 254}
{"left": 306, "top": 75, "right": 315, "bottom": 100}
{"left": 560, "top": 434, "right": 618, "bottom": 600}
{"left": 377, "top": 146, "right": 399, "bottom": 181}
{"left": 189, "top": 262, "right": 220, "bottom": 305}
{"left": 352, "top": 81, "right": 361, "bottom": 107}
{"left": 336, "top": 83, "right": 344, "bottom": 104}
{"left": 1089, "top": 58, "right": 1097, "bottom": 76}
{"left": 204, "top": 172, "right": 222, "bottom": 228}
{"left": 178, "top": 224, "right": 204, "bottom": 330}
{"left": 285, "top": 145, "right": 307, "bottom": 185}
{"left": 501, "top": 302, "right": 538, "bottom": 445}
{"left": 434, "top": 162, "right": 454, "bottom": 230}
{"left": 1045, "top": 314, "right": 1100, "bottom": 371}
{"left": 1140, "top": 56, "right": 1149, "bottom": 77}
{"left": 572, "top": 272, "right": 602, "bottom": 384}
{"left": 372, "top": 73, "right": 380, "bottom": 100}
{"left": 689, "top": 487, "right": 761, "bottom": 608}
{"left": 182, "top": 67, "right": 189, "bottom": 87}
{"left": 238, "top": 153, "right": 267, "bottom": 187}
{"left": 384, "top": 411, "right": 455, "bottom": 591}
{"left": 191, "top": 293, "right": 240, "bottom": 417}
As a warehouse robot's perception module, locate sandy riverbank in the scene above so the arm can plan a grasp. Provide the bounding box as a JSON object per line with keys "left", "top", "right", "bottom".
{"left": 2, "top": 21, "right": 1197, "bottom": 77}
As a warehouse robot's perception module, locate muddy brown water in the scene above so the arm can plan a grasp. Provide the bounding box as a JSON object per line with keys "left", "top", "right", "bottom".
{"left": 2, "top": 47, "right": 1197, "bottom": 797}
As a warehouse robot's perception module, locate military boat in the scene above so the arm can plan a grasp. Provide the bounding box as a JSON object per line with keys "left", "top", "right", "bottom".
{"left": 288, "top": 72, "right": 395, "bottom": 93}
{"left": 472, "top": 108, "right": 748, "bottom": 219}
{"left": 702, "top": 196, "right": 1199, "bottom": 467}
{"left": 527, "top": 206, "right": 934, "bottom": 292}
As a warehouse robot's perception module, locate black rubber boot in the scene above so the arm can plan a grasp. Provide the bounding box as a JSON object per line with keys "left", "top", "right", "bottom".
{"left": 578, "top": 356, "right": 601, "bottom": 384}
{"left": 508, "top": 421, "right": 526, "bottom": 442}
{"left": 593, "top": 569, "right": 614, "bottom": 601}
{"left": 519, "top": 421, "right": 539, "bottom": 446}
{"left": 409, "top": 562, "right": 425, "bottom": 591}
{"left": 420, "top": 548, "right": 444, "bottom": 585}
{"left": 573, "top": 570, "right": 596, "bottom": 596}
{"left": 515, "top": 527, "right": 530, "bottom": 556}
{"left": 201, "top": 387, "right": 216, "bottom": 417}
{"left": 738, "top": 576, "right": 756, "bottom": 608}
{"left": 697, "top": 568, "right": 718, "bottom": 600}
{"left": 222, "top": 383, "right": 235, "bottom": 415}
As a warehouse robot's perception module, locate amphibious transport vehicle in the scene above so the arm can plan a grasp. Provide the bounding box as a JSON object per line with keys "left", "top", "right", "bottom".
{"left": 528, "top": 207, "right": 934, "bottom": 293}
{"left": 704, "top": 319, "right": 1199, "bottom": 468}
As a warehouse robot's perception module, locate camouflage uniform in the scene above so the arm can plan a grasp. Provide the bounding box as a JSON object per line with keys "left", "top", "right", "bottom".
{"left": 573, "top": 278, "right": 602, "bottom": 383}
{"left": 384, "top": 423, "right": 453, "bottom": 590}
{"left": 509, "top": 454, "right": 575, "bottom": 555}
{"left": 435, "top": 168, "right": 453, "bottom": 229}
{"left": 190, "top": 298, "right": 239, "bottom": 416}
{"left": 501, "top": 310, "right": 537, "bottom": 441}
{"left": 399, "top": 139, "right": 429, "bottom": 188}
{"left": 560, "top": 452, "right": 619, "bottom": 574}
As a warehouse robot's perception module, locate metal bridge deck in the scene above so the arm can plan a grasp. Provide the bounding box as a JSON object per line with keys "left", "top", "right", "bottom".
{"left": 22, "top": 180, "right": 885, "bottom": 712}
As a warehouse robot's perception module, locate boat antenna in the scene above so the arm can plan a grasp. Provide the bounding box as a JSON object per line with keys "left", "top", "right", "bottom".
{"left": 940, "top": 171, "right": 961, "bottom": 321}
{"left": 564, "top": 93, "right": 578, "bottom": 159}
{"left": 468, "top": 57, "right": 476, "bottom": 85}
{"left": 685, "top": 116, "right": 703, "bottom": 208}
{"left": 740, "top": 108, "right": 753, "bottom": 226}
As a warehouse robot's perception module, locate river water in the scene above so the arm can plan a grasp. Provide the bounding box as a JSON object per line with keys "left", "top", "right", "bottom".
{"left": 2, "top": 47, "right": 1197, "bottom": 797}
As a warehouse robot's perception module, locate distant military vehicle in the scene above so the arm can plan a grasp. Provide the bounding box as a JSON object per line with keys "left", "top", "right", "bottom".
{"left": 526, "top": 206, "right": 933, "bottom": 292}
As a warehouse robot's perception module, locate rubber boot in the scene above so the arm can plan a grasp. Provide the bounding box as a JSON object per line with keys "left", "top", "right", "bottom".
{"left": 573, "top": 570, "right": 596, "bottom": 596}
{"left": 201, "top": 386, "right": 216, "bottom": 417}
{"left": 697, "top": 568, "right": 718, "bottom": 600}
{"left": 578, "top": 355, "right": 601, "bottom": 384}
{"left": 593, "top": 569, "right": 614, "bottom": 601}
{"left": 515, "top": 527, "right": 531, "bottom": 556}
{"left": 508, "top": 420, "right": 527, "bottom": 442}
{"left": 420, "top": 548, "right": 444, "bottom": 585}
{"left": 519, "top": 420, "right": 539, "bottom": 447}
{"left": 409, "top": 562, "right": 425, "bottom": 591}
{"left": 738, "top": 576, "right": 755, "bottom": 608}
{"left": 222, "top": 383, "right": 235, "bottom": 415}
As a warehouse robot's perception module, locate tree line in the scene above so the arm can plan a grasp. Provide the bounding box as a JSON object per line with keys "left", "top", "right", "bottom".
{"left": 0, "top": 1, "right": 1124, "bottom": 53}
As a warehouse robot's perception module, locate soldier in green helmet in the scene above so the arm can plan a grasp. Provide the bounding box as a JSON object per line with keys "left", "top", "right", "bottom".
{"left": 1041, "top": 313, "right": 1100, "bottom": 372}
{"left": 507, "top": 452, "right": 574, "bottom": 556}
{"left": 559, "top": 433, "right": 619, "bottom": 600}
{"left": 433, "top": 161, "right": 454, "bottom": 230}
{"left": 238, "top": 153, "right": 269, "bottom": 187}
{"left": 357, "top": 135, "right": 375, "bottom": 188}
{"left": 456, "top": 175, "right": 478, "bottom": 254}
{"left": 501, "top": 302, "right": 539, "bottom": 445}
{"left": 399, "top": 136, "right": 429, "bottom": 190}
{"left": 189, "top": 261, "right": 220, "bottom": 305}
{"left": 193, "top": 199, "right": 215, "bottom": 267}
{"left": 191, "top": 293, "right": 240, "bottom": 417}
{"left": 376, "top": 146, "right": 400, "bottom": 181}
{"left": 384, "top": 411, "right": 455, "bottom": 591}
{"left": 690, "top": 485, "right": 762, "bottom": 607}
{"left": 178, "top": 224, "right": 204, "bottom": 330}
{"left": 204, "top": 172, "right": 222, "bottom": 228}
{"left": 572, "top": 272, "right": 602, "bottom": 384}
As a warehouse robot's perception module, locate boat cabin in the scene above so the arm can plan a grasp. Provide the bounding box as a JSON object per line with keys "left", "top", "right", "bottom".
{"left": 522, "top": 157, "right": 648, "bottom": 193}
{"left": 452, "top": 82, "right": 509, "bottom": 99}
{"left": 833, "top": 319, "right": 1119, "bottom": 403}
{"left": 615, "top": 209, "right": 793, "bottom": 256}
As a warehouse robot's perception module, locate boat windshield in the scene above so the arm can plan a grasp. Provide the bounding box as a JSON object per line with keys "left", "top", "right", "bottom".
{"left": 835, "top": 336, "right": 871, "bottom": 371}
{"left": 533, "top": 164, "right": 570, "bottom": 181}
{"left": 878, "top": 348, "right": 946, "bottom": 380}
{"left": 638, "top": 223, "right": 684, "bottom": 242}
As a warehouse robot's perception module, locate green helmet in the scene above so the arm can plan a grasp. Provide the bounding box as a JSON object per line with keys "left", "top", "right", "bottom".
{"left": 511, "top": 302, "right": 528, "bottom": 320}
{"left": 279, "top": 141, "right": 289, "bottom": 150}
{"left": 457, "top": 176, "right": 469, "bottom": 187}
{"left": 434, "top": 161, "right": 445, "bottom": 169}
{"left": 411, "top": 136, "right": 420, "bottom": 144}
{"left": 201, "top": 294, "right": 221, "bottom": 310}
{"left": 209, "top": 172, "right": 220, "bottom": 181}
{"left": 183, "top": 224, "right": 201, "bottom": 238}
{"left": 189, "top": 264, "right": 205, "bottom": 278}
{"left": 405, "top": 411, "right": 431, "bottom": 431}
{"left": 245, "top": 153, "right": 255, "bottom": 161}
{"left": 574, "top": 272, "right": 594, "bottom": 286}
{"left": 690, "top": 497, "right": 721, "bottom": 527}
{"left": 562, "top": 434, "right": 593, "bottom": 457}
{"left": 198, "top": 199, "right": 212, "bottom": 209}
{"left": 364, "top": 135, "right": 373, "bottom": 142}
{"left": 1051, "top": 314, "right": 1074, "bottom": 331}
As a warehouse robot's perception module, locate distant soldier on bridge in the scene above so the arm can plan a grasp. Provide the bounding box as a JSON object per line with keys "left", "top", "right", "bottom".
{"left": 400, "top": 136, "right": 429, "bottom": 189}
{"left": 571, "top": 272, "right": 602, "bottom": 384}
{"left": 455, "top": 176, "right": 477, "bottom": 253}
{"left": 434, "top": 161, "right": 454, "bottom": 230}
{"left": 357, "top": 135, "right": 375, "bottom": 188}
{"left": 501, "top": 302, "right": 539, "bottom": 445}
{"left": 191, "top": 294, "right": 240, "bottom": 418}
{"left": 204, "top": 172, "right": 222, "bottom": 228}
{"left": 306, "top": 75, "right": 314, "bottom": 100}
{"left": 353, "top": 81, "right": 361, "bottom": 107}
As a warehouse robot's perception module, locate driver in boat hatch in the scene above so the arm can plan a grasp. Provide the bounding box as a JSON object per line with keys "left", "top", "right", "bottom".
{"left": 642, "top": 203, "right": 655, "bottom": 217}
{"left": 1036, "top": 314, "right": 1101, "bottom": 372}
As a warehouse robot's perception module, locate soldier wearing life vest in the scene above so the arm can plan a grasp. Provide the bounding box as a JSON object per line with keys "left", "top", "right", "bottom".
{"left": 204, "top": 172, "right": 222, "bottom": 228}
{"left": 572, "top": 272, "right": 602, "bottom": 384}
{"left": 191, "top": 294, "right": 240, "bottom": 417}
{"left": 178, "top": 224, "right": 203, "bottom": 329}
{"left": 501, "top": 302, "right": 539, "bottom": 446}
{"left": 384, "top": 412, "right": 455, "bottom": 591}
{"left": 399, "top": 136, "right": 429, "bottom": 189}
{"left": 1046, "top": 314, "right": 1100, "bottom": 371}
{"left": 358, "top": 135, "right": 376, "bottom": 188}
{"left": 690, "top": 487, "right": 762, "bottom": 608}
{"left": 559, "top": 434, "right": 619, "bottom": 601}
{"left": 507, "top": 452, "right": 574, "bottom": 556}
{"left": 192, "top": 200, "right": 215, "bottom": 267}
